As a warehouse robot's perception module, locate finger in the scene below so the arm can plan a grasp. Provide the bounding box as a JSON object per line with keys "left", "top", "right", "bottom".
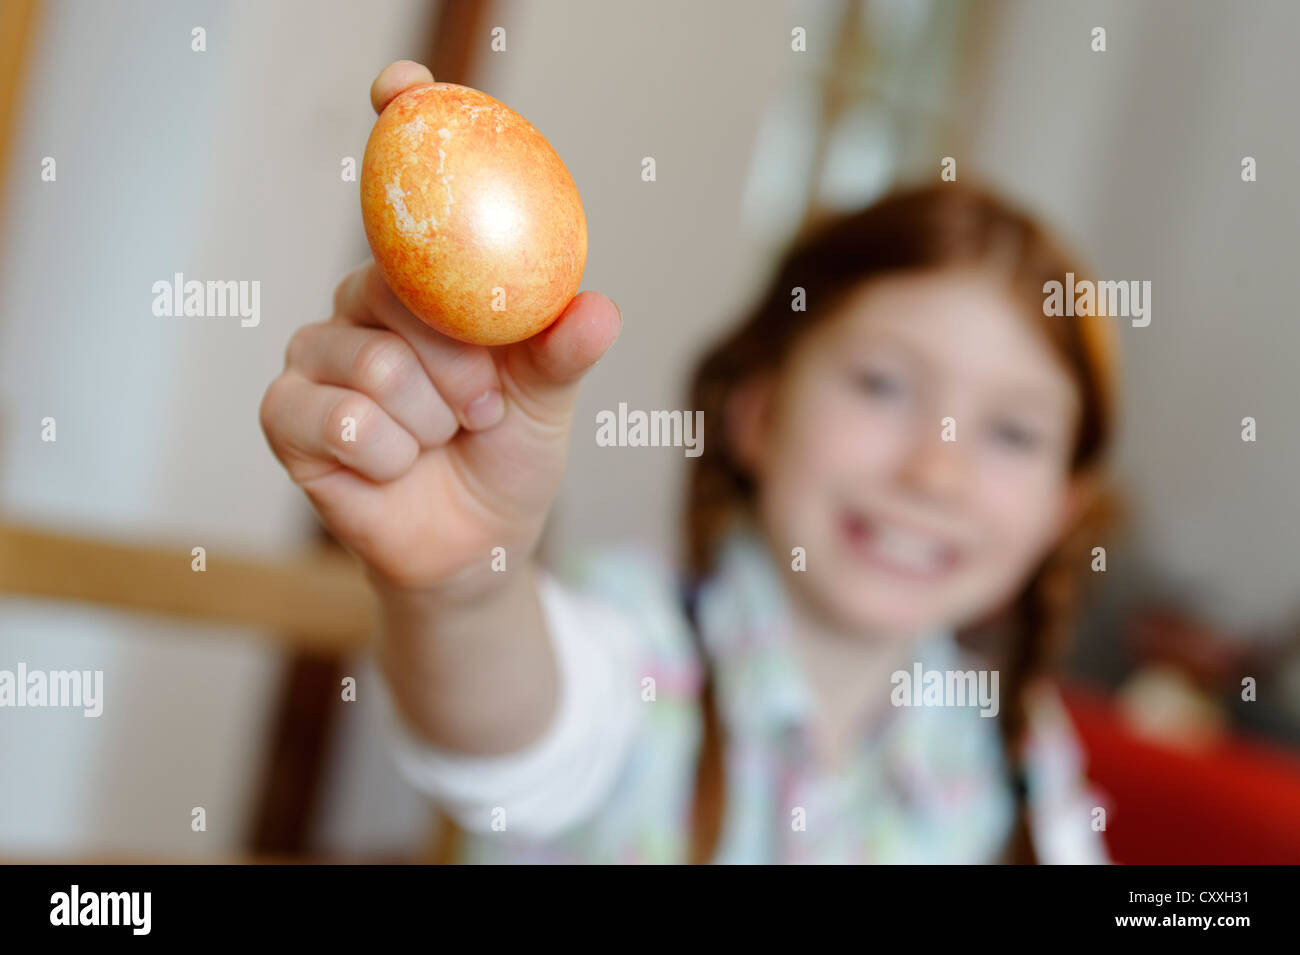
{"left": 370, "top": 60, "right": 434, "bottom": 115}
{"left": 502, "top": 291, "right": 623, "bottom": 422}
{"left": 333, "top": 263, "right": 507, "bottom": 432}
{"left": 285, "top": 321, "right": 460, "bottom": 448}
{"left": 260, "top": 371, "right": 419, "bottom": 484}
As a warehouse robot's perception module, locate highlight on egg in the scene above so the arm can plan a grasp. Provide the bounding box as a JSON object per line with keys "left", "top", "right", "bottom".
{"left": 360, "top": 82, "right": 588, "bottom": 346}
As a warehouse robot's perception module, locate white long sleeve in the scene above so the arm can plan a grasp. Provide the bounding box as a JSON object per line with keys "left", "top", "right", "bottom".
{"left": 378, "top": 570, "right": 645, "bottom": 839}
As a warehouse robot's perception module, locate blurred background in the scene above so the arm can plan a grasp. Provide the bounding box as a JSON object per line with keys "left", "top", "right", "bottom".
{"left": 1, "top": 0, "right": 1297, "bottom": 863}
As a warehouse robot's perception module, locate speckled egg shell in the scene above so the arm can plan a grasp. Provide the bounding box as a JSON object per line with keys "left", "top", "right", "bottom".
{"left": 361, "top": 83, "right": 587, "bottom": 346}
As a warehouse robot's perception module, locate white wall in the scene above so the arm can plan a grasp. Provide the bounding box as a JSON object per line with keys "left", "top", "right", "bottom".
{"left": 960, "top": 0, "right": 1300, "bottom": 635}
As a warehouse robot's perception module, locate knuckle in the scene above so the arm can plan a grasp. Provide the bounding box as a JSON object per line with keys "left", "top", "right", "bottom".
{"left": 283, "top": 323, "right": 317, "bottom": 369}
{"left": 352, "top": 333, "right": 413, "bottom": 401}
{"left": 258, "top": 374, "right": 289, "bottom": 436}
{"left": 325, "top": 393, "right": 377, "bottom": 454}
{"left": 333, "top": 265, "right": 366, "bottom": 315}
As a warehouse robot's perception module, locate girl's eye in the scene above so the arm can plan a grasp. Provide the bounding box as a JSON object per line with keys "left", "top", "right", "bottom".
{"left": 991, "top": 420, "right": 1041, "bottom": 451}
{"left": 852, "top": 368, "right": 904, "bottom": 398}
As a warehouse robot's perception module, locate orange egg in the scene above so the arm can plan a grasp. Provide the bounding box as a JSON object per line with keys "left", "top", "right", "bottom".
{"left": 360, "top": 83, "right": 587, "bottom": 346}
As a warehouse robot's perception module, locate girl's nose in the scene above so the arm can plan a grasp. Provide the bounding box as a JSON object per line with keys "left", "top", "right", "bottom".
{"left": 898, "top": 420, "right": 968, "bottom": 502}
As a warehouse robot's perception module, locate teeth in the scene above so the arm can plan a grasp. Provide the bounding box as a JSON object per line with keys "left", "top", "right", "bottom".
{"left": 868, "top": 522, "right": 946, "bottom": 571}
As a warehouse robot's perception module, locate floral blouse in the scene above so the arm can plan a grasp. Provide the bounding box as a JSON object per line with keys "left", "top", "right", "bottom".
{"left": 380, "top": 520, "right": 1110, "bottom": 864}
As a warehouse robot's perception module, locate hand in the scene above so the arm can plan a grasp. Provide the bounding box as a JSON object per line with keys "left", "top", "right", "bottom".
{"left": 260, "top": 61, "right": 621, "bottom": 596}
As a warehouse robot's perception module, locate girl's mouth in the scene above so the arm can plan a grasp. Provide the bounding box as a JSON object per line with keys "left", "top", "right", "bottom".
{"left": 838, "top": 509, "right": 962, "bottom": 580}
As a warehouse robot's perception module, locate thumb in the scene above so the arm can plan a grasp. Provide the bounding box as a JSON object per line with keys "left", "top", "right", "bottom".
{"left": 370, "top": 60, "right": 434, "bottom": 114}
{"left": 502, "top": 291, "right": 622, "bottom": 417}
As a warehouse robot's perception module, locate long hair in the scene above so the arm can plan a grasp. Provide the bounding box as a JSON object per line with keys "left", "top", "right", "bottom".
{"left": 682, "top": 181, "right": 1125, "bottom": 864}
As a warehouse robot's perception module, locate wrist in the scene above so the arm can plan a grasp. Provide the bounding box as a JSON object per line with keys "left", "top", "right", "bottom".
{"left": 368, "top": 556, "right": 537, "bottom": 615}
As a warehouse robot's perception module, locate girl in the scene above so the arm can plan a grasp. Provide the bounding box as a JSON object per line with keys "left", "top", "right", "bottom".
{"left": 260, "top": 61, "right": 1123, "bottom": 864}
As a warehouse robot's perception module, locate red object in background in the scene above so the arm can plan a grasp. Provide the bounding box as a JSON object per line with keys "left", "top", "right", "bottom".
{"left": 1060, "top": 683, "right": 1300, "bottom": 864}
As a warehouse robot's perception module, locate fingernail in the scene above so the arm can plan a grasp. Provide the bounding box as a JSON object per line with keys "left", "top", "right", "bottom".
{"left": 465, "top": 389, "right": 505, "bottom": 430}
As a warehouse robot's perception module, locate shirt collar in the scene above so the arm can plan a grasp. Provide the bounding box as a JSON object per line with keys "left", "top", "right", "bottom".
{"left": 693, "top": 518, "right": 959, "bottom": 743}
{"left": 693, "top": 519, "right": 808, "bottom": 736}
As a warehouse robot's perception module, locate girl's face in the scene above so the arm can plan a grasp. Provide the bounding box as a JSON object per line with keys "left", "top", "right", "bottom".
{"left": 735, "top": 267, "right": 1087, "bottom": 639}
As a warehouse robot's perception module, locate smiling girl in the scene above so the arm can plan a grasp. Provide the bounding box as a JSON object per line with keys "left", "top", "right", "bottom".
{"left": 259, "top": 61, "right": 1123, "bottom": 865}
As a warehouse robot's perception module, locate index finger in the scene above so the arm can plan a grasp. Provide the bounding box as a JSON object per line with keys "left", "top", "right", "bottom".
{"left": 370, "top": 60, "right": 435, "bottom": 115}
{"left": 331, "top": 263, "right": 508, "bottom": 432}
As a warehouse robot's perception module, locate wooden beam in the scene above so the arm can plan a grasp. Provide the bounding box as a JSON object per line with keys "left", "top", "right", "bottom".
{"left": 424, "top": 0, "right": 496, "bottom": 86}
{"left": 0, "top": 521, "right": 375, "bottom": 653}
{"left": 247, "top": 651, "right": 345, "bottom": 854}
{"left": 410, "top": 0, "right": 500, "bottom": 862}
{"left": 0, "top": 0, "right": 42, "bottom": 243}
